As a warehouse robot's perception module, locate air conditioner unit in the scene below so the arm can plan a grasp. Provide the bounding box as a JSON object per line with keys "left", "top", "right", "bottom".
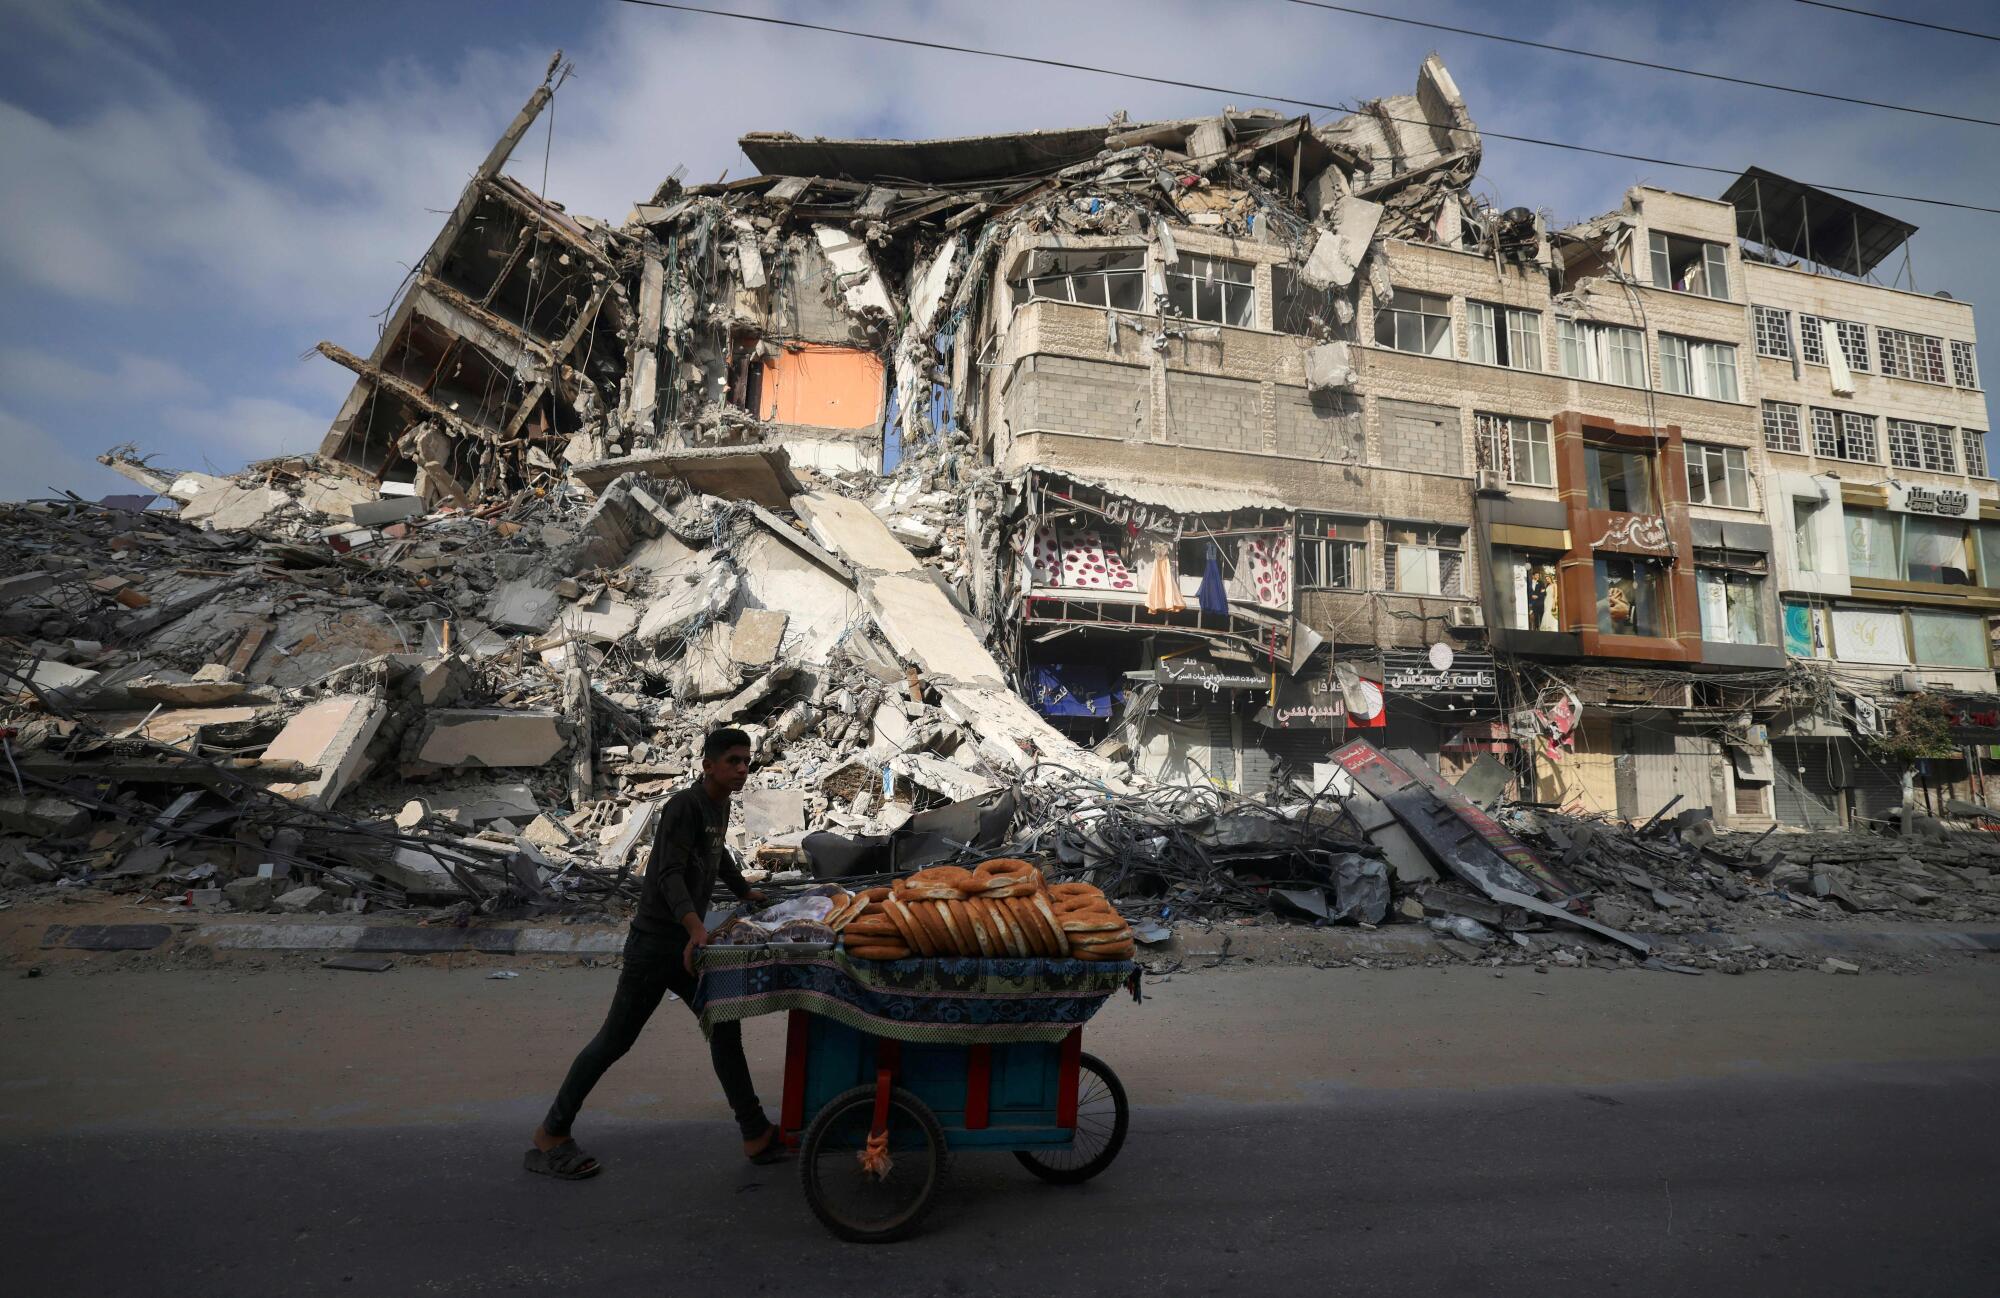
{"left": 1474, "top": 469, "right": 1506, "bottom": 494}
{"left": 1449, "top": 604, "right": 1484, "bottom": 629}
{"left": 1894, "top": 671, "right": 1927, "bottom": 694}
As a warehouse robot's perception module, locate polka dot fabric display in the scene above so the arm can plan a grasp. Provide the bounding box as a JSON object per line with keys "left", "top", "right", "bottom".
{"left": 1035, "top": 526, "right": 1137, "bottom": 592}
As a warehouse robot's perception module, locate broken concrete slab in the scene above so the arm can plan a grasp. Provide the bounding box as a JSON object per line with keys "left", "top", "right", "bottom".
{"left": 273, "top": 885, "right": 338, "bottom": 914}
{"left": 889, "top": 751, "right": 1000, "bottom": 802}
{"left": 262, "top": 695, "right": 387, "bottom": 809}
{"left": 349, "top": 496, "right": 428, "bottom": 527}
{"left": 223, "top": 876, "right": 275, "bottom": 912}
{"left": 636, "top": 565, "right": 738, "bottom": 647}
{"left": 484, "top": 579, "right": 562, "bottom": 633}
{"left": 406, "top": 708, "right": 565, "bottom": 770}
{"left": 730, "top": 608, "right": 788, "bottom": 667}
{"left": 794, "top": 492, "right": 922, "bottom": 574}
{"left": 124, "top": 670, "right": 252, "bottom": 707}
{"left": 406, "top": 783, "right": 541, "bottom": 827}
{"left": 0, "top": 794, "right": 91, "bottom": 838}
{"left": 179, "top": 483, "right": 289, "bottom": 532}
{"left": 559, "top": 596, "right": 641, "bottom": 645}
{"left": 740, "top": 788, "right": 806, "bottom": 843}
{"left": 569, "top": 445, "right": 802, "bottom": 508}
{"left": 373, "top": 847, "right": 472, "bottom": 901}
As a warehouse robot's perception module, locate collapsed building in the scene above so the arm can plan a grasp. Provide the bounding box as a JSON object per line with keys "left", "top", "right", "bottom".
{"left": 6, "top": 55, "right": 2000, "bottom": 960}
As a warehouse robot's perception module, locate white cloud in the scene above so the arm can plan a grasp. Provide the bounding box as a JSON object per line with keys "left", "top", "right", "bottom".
{"left": 0, "top": 408, "right": 131, "bottom": 502}
{"left": 0, "top": 346, "right": 205, "bottom": 406}
{"left": 159, "top": 395, "right": 326, "bottom": 465}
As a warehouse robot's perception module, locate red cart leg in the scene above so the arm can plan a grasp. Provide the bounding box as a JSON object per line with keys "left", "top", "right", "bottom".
{"left": 1056, "top": 1027, "right": 1083, "bottom": 1128}
{"left": 780, "top": 1010, "right": 809, "bottom": 1145}
{"left": 965, "top": 1044, "right": 992, "bottom": 1130}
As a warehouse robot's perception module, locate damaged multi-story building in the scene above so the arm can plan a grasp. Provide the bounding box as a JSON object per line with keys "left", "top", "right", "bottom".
{"left": 299, "top": 55, "right": 1995, "bottom": 829}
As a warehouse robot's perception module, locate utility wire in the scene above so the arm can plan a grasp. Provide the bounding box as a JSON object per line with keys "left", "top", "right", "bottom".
{"left": 612, "top": 0, "right": 2000, "bottom": 216}
{"left": 1793, "top": 1, "right": 2000, "bottom": 42}
{"left": 1283, "top": 0, "right": 1999, "bottom": 129}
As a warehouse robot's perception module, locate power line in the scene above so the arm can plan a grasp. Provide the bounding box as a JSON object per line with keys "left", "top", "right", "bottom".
{"left": 612, "top": 0, "right": 2000, "bottom": 217}
{"left": 1792, "top": 1, "right": 2000, "bottom": 42}
{"left": 1283, "top": 0, "right": 1999, "bottom": 129}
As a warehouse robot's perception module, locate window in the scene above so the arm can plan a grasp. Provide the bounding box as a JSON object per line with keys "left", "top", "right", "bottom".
{"left": 1903, "top": 516, "right": 1974, "bottom": 585}
{"left": 1695, "top": 548, "right": 1767, "bottom": 645}
{"left": 1647, "top": 230, "right": 1730, "bottom": 299}
{"left": 1952, "top": 340, "right": 1980, "bottom": 390}
{"left": 1296, "top": 516, "right": 1368, "bottom": 590}
{"left": 1384, "top": 524, "right": 1464, "bottom": 595}
{"left": 1596, "top": 555, "right": 1670, "bottom": 636}
{"left": 1844, "top": 508, "right": 1899, "bottom": 579}
{"left": 1964, "top": 429, "right": 1989, "bottom": 478}
{"left": 1910, "top": 609, "right": 1989, "bottom": 667}
{"left": 1587, "top": 445, "right": 1656, "bottom": 513}
{"left": 1559, "top": 319, "right": 1648, "bottom": 387}
{"left": 1491, "top": 548, "right": 1563, "bottom": 631}
{"left": 1165, "top": 254, "right": 1254, "bottom": 327}
{"left": 1375, "top": 290, "right": 1451, "bottom": 357}
{"left": 1798, "top": 315, "right": 1870, "bottom": 372}
{"left": 1686, "top": 443, "right": 1753, "bottom": 508}
{"left": 1752, "top": 306, "right": 1792, "bottom": 360}
{"left": 1979, "top": 524, "right": 2000, "bottom": 589}
{"left": 1880, "top": 327, "right": 1948, "bottom": 383}
{"left": 1474, "top": 413, "right": 1554, "bottom": 487}
{"left": 1660, "top": 335, "right": 1740, "bottom": 400}
{"left": 1887, "top": 418, "right": 1957, "bottom": 473}
{"left": 1022, "top": 249, "right": 1146, "bottom": 310}
{"left": 1809, "top": 408, "right": 1878, "bottom": 463}
{"left": 1762, "top": 401, "right": 1803, "bottom": 453}
{"left": 1793, "top": 496, "right": 1824, "bottom": 572}
{"left": 1466, "top": 301, "right": 1542, "bottom": 371}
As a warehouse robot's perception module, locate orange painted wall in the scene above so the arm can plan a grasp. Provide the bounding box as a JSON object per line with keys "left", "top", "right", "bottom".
{"left": 757, "top": 345, "right": 885, "bottom": 430}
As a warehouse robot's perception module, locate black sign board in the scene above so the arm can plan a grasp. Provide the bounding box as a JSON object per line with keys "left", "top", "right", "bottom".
{"left": 1271, "top": 676, "right": 1347, "bottom": 728}
{"left": 1155, "top": 658, "right": 1269, "bottom": 694}
{"left": 1381, "top": 649, "right": 1497, "bottom": 696}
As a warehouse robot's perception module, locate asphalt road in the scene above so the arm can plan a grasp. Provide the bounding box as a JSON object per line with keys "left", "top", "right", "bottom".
{"left": 6, "top": 1057, "right": 1997, "bottom": 1296}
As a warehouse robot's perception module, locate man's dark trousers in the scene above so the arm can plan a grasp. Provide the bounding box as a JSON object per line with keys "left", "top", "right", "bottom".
{"left": 543, "top": 926, "right": 766, "bottom": 1139}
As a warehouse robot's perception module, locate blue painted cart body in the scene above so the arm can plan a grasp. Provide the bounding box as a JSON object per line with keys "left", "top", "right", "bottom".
{"left": 780, "top": 1010, "right": 1084, "bottom": 1151}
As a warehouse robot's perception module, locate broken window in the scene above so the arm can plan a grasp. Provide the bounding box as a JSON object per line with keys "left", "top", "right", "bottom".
{"left": 1695, "top": 548, "right": 1767, "bottom": 645}
{"left": 1808, "top": 407, "right": 1878, "bottom": 463}
{"left": 1647, "top": 230, "right": 1730, "bottom": 299}
{"left": 1793, "top": 496, "right": 1824, "bottom": 572}
{"left": 1686, "top": 443, "right": 1752, "bottom": 509}
{"left": 1952, "top": 340, "right": 1980, "bottom": 390}
{"left": 1903, "top": 515, "right": 1974, "bottom": 585}
{"left": 1166, "top": 254, "right": 1255, "bottom": 327}
{"left": 1558, "top": 319, "right": 1647, "bottom": 387}
{"left": 1595, "top": 555, "right": 1669, "bottom": 636}
{"left": 1384, "top": 523, "right": 1464, "bottom": 595}
{"left": 1586, "top": 445, "right": 1655, "bottom": 514}
{"left": 1762, "top": 400, "right": 1803, "bottom": 453}
{"left": 1967, "top": 429, "right": 1992, "bottom": 479}
{"left": 1270, "top": 266, "right": 1335, "bottom": 337}
{"left": 1474, "top": 413, "right": 1553, "bottom": 487}
{"left": 1887, "top": 418, "right": 1957, "bottom": 473}
{"left": 1752, "top": 305, "right": 1792, "bottom": 359}
{"left": 1466, "top": 301, "right": 1542, "bottom": 371}
{"left": 1021, "top": 249, "right": 1146, "bottom": 311}
{"left": 1660, "top": 335, "right": 1739, "bottom": 401}
{"left": 1295, "top": 515, "right": 1368, "bottom": 589}
{"left": 1375, "top": 290, "right": 1452, "bottom": 358}
{"left": 1880, "top": 327, "right": 1948, "bottom": 383}
{"left": 1490, "top": 547, "right": 1563, "bottom": 631}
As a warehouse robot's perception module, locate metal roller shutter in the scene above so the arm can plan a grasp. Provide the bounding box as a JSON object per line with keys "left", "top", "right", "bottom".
{"left": 1840, "top": 741, "right": 1906, "bottom": 824}
{"left": 1772, "top": 738, "right": 1840, "bottom": 829}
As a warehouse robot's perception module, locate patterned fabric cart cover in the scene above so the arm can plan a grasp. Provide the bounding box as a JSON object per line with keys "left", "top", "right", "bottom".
{"left": 692, "top": 945, "right": 1134, "bottom": 1045}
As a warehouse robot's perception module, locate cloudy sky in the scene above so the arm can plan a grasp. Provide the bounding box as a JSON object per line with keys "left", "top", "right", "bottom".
{"left": 2, "top": 0, "right": 1995, "bottom": 501}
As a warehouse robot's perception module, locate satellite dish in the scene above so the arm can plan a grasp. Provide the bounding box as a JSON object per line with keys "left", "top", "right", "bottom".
{"left": 1428, "top": 642, "right": 1455, "bottom": 672}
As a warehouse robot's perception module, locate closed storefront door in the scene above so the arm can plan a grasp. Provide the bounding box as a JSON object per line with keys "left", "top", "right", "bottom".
{"left": 1841, "top": 741, "right": 1905, "bottom": 824}
{"left": 1773, "top": 738, "right": 1841, "bottom": 830}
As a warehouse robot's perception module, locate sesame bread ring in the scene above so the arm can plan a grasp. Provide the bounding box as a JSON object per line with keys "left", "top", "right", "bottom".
{"left": 1061, "top": 911, "right": 1126, "bottom": 934}
{"left": 885, "top": 896, "right": 935, "bottom": 957}
{"left": 968, "top": 898, "right": 1010, "bottom": 956}
{"left": 1071, "top": 927, "right": 1134, "bottom": 946}
{"left": 1005, "top": 897, "right": 1051, "bottom": 956}
{"left": 987, "top": 898, "right": 1029, "bottom": 957}
{"left": 1070, "top": 942, "right": 1134, "bottom": 961}
{"left": 928, "top": 901, "right": 970, "bottom": 956}
{"left": 897, "top": 866, "right": 977, "bottom": 900}
{"left": 862, "top": 886, "right": 892, "bottom": 902}
{"left": 844, "top": 917, "right": 901, "bottom": 940}
{"left": 1055, "top": 898, "right": 1120, "bottom": 920}
{"left": 828, "top": 895, "right": 866, "bottom": 929}
{"left": 1027, "top": 894, "right": 1070, "bottom": 956}
{"left": 1048, "top": 882, "right": 1101, "bottom": 903}
{"left": 975, "top": 858, "right": 1034, "bottom": 879}
{"left": 904, "top": 901, "right": 951, "bottom": 956}
{"left": 846, "top": 942, "right": 912, "bottom": 961}
{"left": 960, "top": 900, "right": 997, "bottom": 957}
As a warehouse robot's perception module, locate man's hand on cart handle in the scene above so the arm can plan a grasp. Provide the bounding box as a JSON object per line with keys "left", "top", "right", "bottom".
{"left": 681, "top": 912, "right": 710, "bottom": 973}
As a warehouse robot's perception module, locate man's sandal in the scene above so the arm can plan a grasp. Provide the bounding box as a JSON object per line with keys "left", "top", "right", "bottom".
{"left": 744, "top": 1125, "right": 789, "bottom": 1165}
{"left": 524, "top": 1143, "right": 602, "bottom": 1179}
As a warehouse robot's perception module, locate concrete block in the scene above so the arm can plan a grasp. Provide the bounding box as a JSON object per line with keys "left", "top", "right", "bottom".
{"left": 562, "top": 597, "right": 640, "bottom": 645}
{"left": 373, "top": 848, "right": 470, "bottom": 900}
{"left": 263, "top": 695, "right": 386, "bottom": 810}
{"left": 0, "top": 795, "right": 91, "bottom": 837}
{"left": 484, "top": 580, "right": 562, "bottom": 633}
{"left": 407, "top": 709, "right": 565, "bottom": 769}
{"left": 223, "top": 876, "right": 275, "bottom": 912}
{"left": 273, "top": 885, "right": 337, "bottom": 914}
{"left": 740, "top": 789, "right": 805, "bottom": 842}
{"left": 350, "top": 496, "right": 427, "bottom": 526}
{"left": 730, "top": 609, "right": 789, "bottom": 667}
{"left": 636, "top": 566, "right": 738, "bottom": 646}
{"left": 125, "top": 670, "right": 251, "bottom": 706}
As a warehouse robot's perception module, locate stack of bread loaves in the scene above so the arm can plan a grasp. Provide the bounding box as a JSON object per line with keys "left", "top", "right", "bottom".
{"left": 828, "top": 859, "right": 1134, "bottom": 962}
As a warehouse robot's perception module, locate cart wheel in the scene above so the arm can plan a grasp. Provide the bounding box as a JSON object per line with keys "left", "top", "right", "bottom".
{"left": 800, "top": 1084, "right": 949, "bottom": 1243}
{"left": 1015, "top": 1052, "right": 1128, "bottom": 1185}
